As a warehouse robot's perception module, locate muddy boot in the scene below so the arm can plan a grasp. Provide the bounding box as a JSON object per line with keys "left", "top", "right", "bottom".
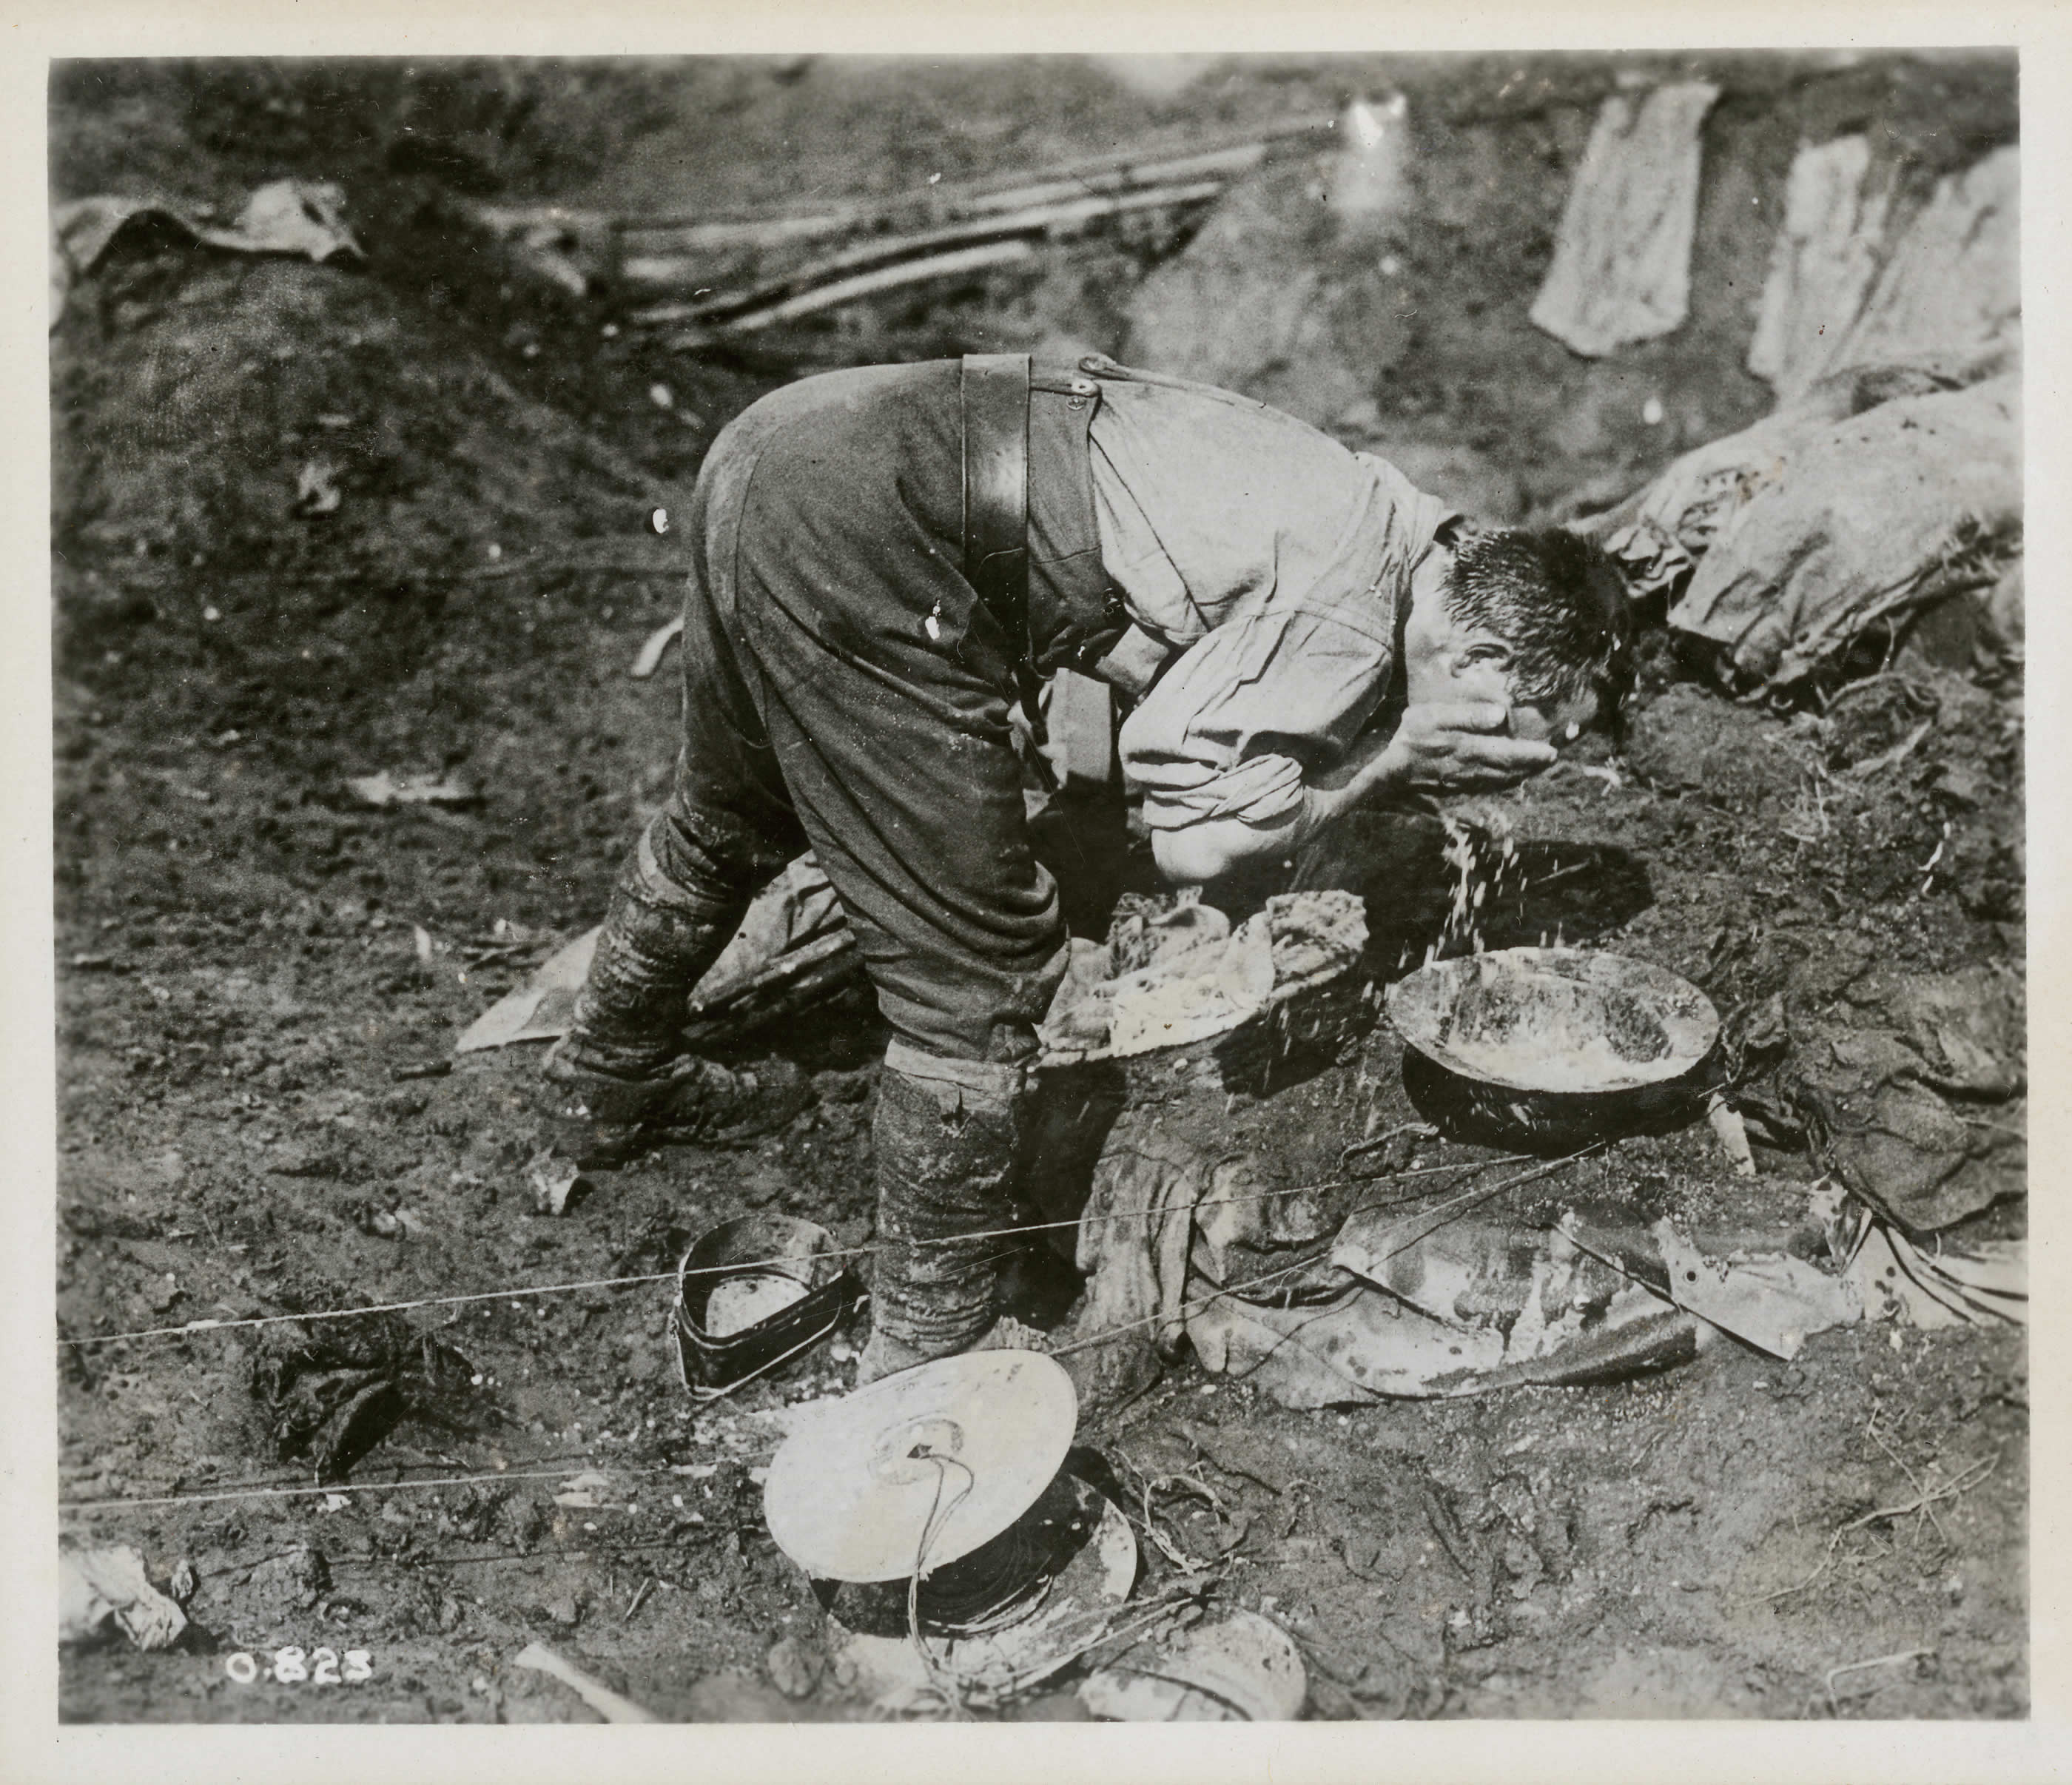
{"left": 542, "top": 1041, "right": 810, "bottom": 1169}
{"left": 855, "top": 1047, "right": 1032, "bottom": 1386}
{"left": 542, "top": 812, "right": 810, "bottom": 1166}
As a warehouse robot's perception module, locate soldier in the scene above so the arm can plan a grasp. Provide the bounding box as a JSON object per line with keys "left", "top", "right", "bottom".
{"left": 542, "top": 354, "right": 1629, "bottom": 1382}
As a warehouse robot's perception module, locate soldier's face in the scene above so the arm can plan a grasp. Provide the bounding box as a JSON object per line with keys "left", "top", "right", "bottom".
{"left": 1403, "top": 548, "right": 1598, "bottom": 744}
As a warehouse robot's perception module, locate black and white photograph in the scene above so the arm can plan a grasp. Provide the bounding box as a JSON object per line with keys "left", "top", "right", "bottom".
{"left": 37, "top": 32, "right": 2044, "bottom": 1751}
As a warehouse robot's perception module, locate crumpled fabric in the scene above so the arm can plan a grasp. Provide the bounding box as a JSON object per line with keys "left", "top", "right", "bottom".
{"left": 1790, "top": 966, "right": 2026, "bottom": 1234}
{"left": 1601, "top": 519, "right": 1697, "bottom": 603}
{"left": 60, "top": 1547, "right": 187, "bottom": 1651}
{"left": 1054, "top": 1106, "right": 1376, "bottom": 1411}
{"left": 1039, "top": 890, "right": 1366, "bottom": 1060}
{"left": 686, "top": 853, "right": 845, "bottom": 1015}
{"left": 1050, "top": 1120, "right": 1229, "bottom": 1412}
{"left": 1529, "top": 81, "right": 1720, "bottom": 357}
{"left": 51, "top": 179, "right": 363, "bottom": 326}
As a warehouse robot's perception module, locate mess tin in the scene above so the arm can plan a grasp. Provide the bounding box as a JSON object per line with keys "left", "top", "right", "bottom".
{"left": 673, "top": 1212, "right": 861, "bottom": 1396}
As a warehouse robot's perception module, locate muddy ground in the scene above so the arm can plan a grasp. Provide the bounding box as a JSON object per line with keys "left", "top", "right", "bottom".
{"left": 52, "top": 55, "right": 2024, "bottom": 1723}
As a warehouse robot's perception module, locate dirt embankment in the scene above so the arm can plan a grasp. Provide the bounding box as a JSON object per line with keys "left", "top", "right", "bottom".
{"left": 53, "top": 55, "right": 2022, "bottom": 1724}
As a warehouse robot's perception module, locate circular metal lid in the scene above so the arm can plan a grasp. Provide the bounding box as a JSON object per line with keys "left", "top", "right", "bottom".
{"left": 1385, "top": 947, "right": 1720, "bottom": 1096}
{"left": 762, "top": 1352, "right": 1078, "bottom": 1584}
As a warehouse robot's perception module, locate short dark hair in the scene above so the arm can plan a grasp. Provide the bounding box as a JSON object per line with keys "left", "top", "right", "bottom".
{"left": 1442, "top": 525, "right": 1634, "bottom": 711}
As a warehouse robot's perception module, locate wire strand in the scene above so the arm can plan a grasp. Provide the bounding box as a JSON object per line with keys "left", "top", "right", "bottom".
{"left": 56, "top": 1149, "right": 1602, "bottom": 1517}
{"left": 908, "top": 1452, "right": 977, "bottom": 1716}
{"left": 59, "top": 1154, "right": 1533, "bottom": 1348}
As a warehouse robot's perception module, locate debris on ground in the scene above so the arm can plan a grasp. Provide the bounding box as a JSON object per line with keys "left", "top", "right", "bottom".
{"left": 248, "top": 1316, "right": 478, "bottom": 1481}
{"left": 344, "top": 770, "right": 480, "bottom": 810}
{"left": 59, "top": 1547, "right": 189, "bottom": 1650}
{"left": 551, "top": 1469, "right": 620, "bottom": 1508}
{"left": 1706, "top": 1092, "right": 1758, "bottom": 1177}
{"left": 1040, "top": 890, "right": 1365, "bottom": 1061}
{"left": 1527, "top": 81, "right": 1720, "bottom": 357}
{"left": 457, "top": 930, "right": 597, "bottom": 1052}
{"left": 50, "top": 178, "right": 363, "bottom": 325}
{"left": 629, "top": 614, "right": 685, "bottom": 679}
{"left": 1790, "top": 966, "right": 2025, "bottom": 1234}
{"left": 1826, "top": 1189, "right": 2027, "bottom": 1331}
{"left": 294, "top": 459, "right": 345, "bottom": 517}
{"left": 765, "top": 1634, "right": 826, "bottom": 1700}
{"left": 1050, "top": 1126, "right": 1231, "bottom": 1413}
{"left": 1080, "top": 1606, "right": 1308, "bottom": 1721}
{"left": 513, "top": 1641, "right": 660, "bottom": 1723}
{"left": 528, "top": 1150, "right": 591, "bottom": 1217}
{"left": 1647, "top": 1219, "right": 1860, "bottom": 1359}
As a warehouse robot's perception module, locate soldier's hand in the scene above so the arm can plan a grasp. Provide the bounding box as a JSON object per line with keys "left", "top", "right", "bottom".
{"left": 1379, "top": 702, "right": 1558, "bottom": 795}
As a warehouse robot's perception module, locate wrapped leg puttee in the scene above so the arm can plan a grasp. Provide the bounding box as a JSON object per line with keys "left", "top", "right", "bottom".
{"left": 564, "top": 813, "right": 751, "bottom": 1078}
{"left": 858, "top": 1046, "right": 1033, "bottom": 1381}
{"left": 542, "top": 808, "right": 807, "bottom": 1162}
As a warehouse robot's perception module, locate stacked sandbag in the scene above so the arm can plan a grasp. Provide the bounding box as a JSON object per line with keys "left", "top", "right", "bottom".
{"left": 1662, "top": 374, "right": 2019, "bottom": 686}
{"left": 1592, "top": 353, "right": 2019, "bottom": 689}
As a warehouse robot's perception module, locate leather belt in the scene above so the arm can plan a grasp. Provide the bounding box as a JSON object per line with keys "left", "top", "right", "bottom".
{"left": 959, "top": 352, "right": 1044, "bottom": 736}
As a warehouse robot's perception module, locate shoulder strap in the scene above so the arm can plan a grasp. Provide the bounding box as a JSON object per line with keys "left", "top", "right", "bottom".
{"left": 961, "top": 353, "right": 1046, "bottom": 740}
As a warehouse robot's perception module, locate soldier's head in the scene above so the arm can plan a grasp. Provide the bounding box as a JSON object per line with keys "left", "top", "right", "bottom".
{"left": 1402, "top": 523, "right": 1633, "bottom": 743}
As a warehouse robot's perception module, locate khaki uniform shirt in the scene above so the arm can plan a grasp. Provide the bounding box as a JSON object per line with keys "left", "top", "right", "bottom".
{"left": 1083, "top": 362, "right": 1458, "bottom": 833}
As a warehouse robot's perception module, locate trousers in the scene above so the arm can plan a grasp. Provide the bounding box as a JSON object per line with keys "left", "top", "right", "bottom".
{"left": 581, "top": 358, "right": 1116, "bottom": 1076}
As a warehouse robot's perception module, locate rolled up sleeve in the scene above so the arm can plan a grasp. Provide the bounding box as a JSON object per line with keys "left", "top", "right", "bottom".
{"left": 1119, "top": 605, "right": 1394, "bottom": 831}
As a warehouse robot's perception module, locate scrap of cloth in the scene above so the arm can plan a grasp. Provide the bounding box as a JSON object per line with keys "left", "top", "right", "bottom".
{"left": 1528, "top": 81, "right": 1720, "bottom": 358}
{"left": 1087, "top": 363, "right": 1457, "bottom": 833}
{"left": 50, "top": 179, "right": 364, "bottom": 326}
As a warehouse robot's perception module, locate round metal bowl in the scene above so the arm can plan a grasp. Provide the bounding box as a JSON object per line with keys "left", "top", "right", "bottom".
{"left": 1385, "top": 947, "right": 1721, "bottom": 1151}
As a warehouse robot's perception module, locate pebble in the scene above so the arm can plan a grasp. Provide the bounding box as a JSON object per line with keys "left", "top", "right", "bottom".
{"left": 766, "top": 1636, "right": 824, "bottom": 1700}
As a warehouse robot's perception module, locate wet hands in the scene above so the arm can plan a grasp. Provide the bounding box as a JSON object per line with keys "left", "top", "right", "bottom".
{"left": 1379, "top": 702, "right": 1558, "bottom": 796}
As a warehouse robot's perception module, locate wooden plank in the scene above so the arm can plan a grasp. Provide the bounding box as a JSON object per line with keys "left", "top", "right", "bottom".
{"left": 626, "top": 177, "right": 1225, "bottom": 313}
{"left": 617, "top": 111, "right": 1326, "bottom": 238}
{"left": 661, "top": 238, "right": 1038, "bottom": 342}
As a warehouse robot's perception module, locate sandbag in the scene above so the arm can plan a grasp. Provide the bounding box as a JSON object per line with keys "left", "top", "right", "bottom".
{"left": 1747, "top": 135, "right": 1894, "bottom": 401}
{"left": 1528, "top": 81, "right": 1719, "bottom": 357}
{"left": 1748, "top": 142, "right": 2019, "bottom": 402}
{"left": 52, "top": 180, "right": 363, "bottom": 326}
{"left": 1833, "top": 146, "right": 2020, "bottom": 380}
{"left": 1664, "top": 375, "right": 2019, "bottom": 686}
